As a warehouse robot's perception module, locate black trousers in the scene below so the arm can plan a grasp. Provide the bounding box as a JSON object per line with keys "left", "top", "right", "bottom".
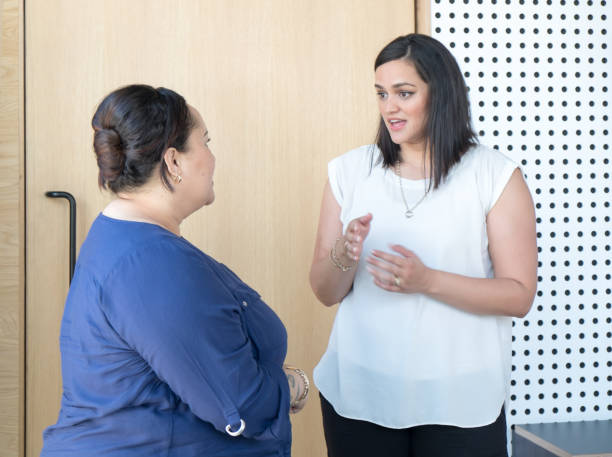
{"left": 320, "top": 394, "right": 508, "bottom": 457}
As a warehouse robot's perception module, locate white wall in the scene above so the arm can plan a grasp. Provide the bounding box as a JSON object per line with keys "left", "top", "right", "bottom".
{"left": 431, "top": 0, "right": 611, "bottom": 436}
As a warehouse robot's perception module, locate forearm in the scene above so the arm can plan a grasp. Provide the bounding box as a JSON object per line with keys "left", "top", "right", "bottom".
{"left": 309, "top": 236, "right": 357, "bottom": 306}
{"left": 283, "top": 366, "right": 309, "bottom": 413}
{"left": 283, "top": 367, "right": 304, "bottom": 404}
{"left": 425, "top": 269, "right": 535, "bottom": 318}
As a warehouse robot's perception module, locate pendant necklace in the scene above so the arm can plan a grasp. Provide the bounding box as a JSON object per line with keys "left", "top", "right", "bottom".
{"left": 394, "top": 161, "right": 429, "bottom": 218}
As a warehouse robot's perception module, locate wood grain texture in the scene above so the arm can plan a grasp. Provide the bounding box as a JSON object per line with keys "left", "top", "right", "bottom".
{"left": 0, "top": 0, "right": 24, "bottom": 456}
{"left": 417, "top": 0, "right": 431, "bottom": 35}
{"left": 25, "top": 1, "right": 414, "bottom": 456}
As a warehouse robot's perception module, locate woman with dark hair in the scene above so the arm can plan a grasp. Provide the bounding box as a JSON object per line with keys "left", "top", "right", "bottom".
{"left": 41, "top": 84, "right": 308, "bottom": 457}
{"left": 310, "top": 34, "right": 537, "bottom": 456}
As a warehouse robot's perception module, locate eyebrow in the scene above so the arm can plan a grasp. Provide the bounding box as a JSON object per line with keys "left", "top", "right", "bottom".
{"left": 374, "top": 82, "right": 417, "bottom": 89}
{"left": 203, "top": 130, "right": 209, "bottom": 137}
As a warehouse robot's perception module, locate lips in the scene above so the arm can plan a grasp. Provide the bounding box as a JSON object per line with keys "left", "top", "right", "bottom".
{"left": 387, "top": 119, "right": 406, "bottom": 131}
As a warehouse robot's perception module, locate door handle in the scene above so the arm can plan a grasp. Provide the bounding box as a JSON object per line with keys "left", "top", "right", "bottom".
{"left": 45, "top": 191, "right": 76, "bottom": 284}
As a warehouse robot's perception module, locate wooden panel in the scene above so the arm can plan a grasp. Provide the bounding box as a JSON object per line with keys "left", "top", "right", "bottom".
{"left": 417, "top": 0, "right": 431, "bottom": 35}
{"left": 25, "top": 1, "right": 414, "bottom": 456}
{"left": 0, "top": 0, "right": 24, "bottom": 456}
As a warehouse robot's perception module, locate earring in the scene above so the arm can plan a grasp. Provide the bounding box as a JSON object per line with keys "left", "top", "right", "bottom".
{"left": 174, "top": 174, "right": 182, "bottom": 183}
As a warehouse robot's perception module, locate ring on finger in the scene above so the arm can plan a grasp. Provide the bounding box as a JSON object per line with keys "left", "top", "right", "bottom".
{"left": 393, "top": 275, "right": 401, "bottom": 287}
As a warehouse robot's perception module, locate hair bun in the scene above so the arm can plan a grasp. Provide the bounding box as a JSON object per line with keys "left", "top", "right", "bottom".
{"left": 93, "top": 127, "right": 125, "bottom": 183}
{"left": 91, "top": 84, "right": 192, "bottom": 193}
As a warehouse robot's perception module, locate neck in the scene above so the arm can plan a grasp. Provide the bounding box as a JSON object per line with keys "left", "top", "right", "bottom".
{"left": 399, "top": 142, "right": 428, "bottom": 167}
{"left": 106, "top": 184, "right": 183, "bottom": 236}
{"left": 397, "top": 143, "right": 430, "bottom": 179}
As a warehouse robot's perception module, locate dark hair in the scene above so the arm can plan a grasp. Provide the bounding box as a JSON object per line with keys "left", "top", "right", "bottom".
{"left": 374, "top": 34, "right": 477, "bottom": 189}
{"left": 92, "top": 84, "right": 195, "bottom": 193}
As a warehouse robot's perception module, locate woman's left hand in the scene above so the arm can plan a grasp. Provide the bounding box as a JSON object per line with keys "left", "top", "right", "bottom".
{"left": 366, "top": 244, "right": 432, "bottom": 293}
{"left": 289, "top": 394, "right": 308, "bottom": 414}
{"left": 283, "top": 365, "right": 309, "bottom": 414}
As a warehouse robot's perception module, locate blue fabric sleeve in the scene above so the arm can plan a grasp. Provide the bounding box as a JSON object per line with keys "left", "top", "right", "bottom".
{"left": 99, "top": 238, "right": 290, "bottom": 442}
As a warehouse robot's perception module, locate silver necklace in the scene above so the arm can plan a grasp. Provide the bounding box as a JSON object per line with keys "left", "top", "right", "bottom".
{"left": 394, "top": 161, "right": 429, "bottom": 218}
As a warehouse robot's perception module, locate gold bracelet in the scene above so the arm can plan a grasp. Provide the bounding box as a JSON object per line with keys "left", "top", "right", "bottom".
{"left": 330, "top": 237, "right": 354, "bottom": 272}
{"left": 285, "top": 366, "right": 310, "bottom": 403}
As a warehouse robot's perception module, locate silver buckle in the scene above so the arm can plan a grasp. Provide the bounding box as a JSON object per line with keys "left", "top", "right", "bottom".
{"left": 225, "top": 419, "right": 245, "bottom": 437}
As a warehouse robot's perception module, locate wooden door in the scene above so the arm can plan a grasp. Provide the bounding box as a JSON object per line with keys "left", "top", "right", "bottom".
{"left": 25, "top": 1, "right": 414, "bottom": 455}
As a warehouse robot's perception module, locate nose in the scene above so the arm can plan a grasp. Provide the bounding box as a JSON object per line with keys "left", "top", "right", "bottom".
{"left": 383, "top": 97, "right": 399, "bottom": 114}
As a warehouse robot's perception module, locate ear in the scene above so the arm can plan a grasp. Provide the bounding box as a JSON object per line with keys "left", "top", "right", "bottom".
{"left": 163, "top": 147, "right": 181, "bottom": 177}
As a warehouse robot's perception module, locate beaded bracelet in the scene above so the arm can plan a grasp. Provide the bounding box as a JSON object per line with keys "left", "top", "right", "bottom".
{"left": 330, "top": 237, "right": 354, "bottom": 272}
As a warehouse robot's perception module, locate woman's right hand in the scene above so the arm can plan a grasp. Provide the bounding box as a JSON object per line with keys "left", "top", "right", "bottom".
{"left": 339, "top": 213, "right": 373, "bottom": 264}
{"left": 309, "top": 181, "right": 373, "bottom": 306}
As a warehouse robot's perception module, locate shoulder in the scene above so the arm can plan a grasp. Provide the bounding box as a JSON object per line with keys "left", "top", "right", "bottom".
{"left": 328, "top": 144, "right": 380, "bottom": 182}
{"left": 471, "top": 144, "right": 515, "bottom": 167}
{"left": 330, "top": 144, "right": 378, "bottom": 168}
{"left": 109, "top": 236, "right": 210, "bottom": 281}
{"left": 77, "top": 215, "right": 187, "bottom": 278}
{"left": 79, "top": 217, "right": 214, "bottom": 291}
{"left": 457, "top": 145, "right": 520, "bottom": 212}
{"left": 452, "top": 144, "right": 516, "bottom": 177}
{"left": 99, "top": 235, "right": 242, "bottom": 318}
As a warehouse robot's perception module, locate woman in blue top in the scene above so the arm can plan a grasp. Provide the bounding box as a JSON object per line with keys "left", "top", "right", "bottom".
{"left": 41, "top": 84, "right": 308, "bottom": 457}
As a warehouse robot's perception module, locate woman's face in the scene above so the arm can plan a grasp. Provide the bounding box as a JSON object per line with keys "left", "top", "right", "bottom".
{"left": 178, "top": 107, "right": 216, "bottom": 209}
{"left": 374, "top": 59, "right": 429, "bottom": 149}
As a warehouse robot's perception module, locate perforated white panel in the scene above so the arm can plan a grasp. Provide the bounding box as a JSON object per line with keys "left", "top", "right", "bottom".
{"left": 430, "top": 0, "right": 611, "bottom": 432}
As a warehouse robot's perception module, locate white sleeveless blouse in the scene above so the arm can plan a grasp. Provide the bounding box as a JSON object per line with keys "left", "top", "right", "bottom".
{"left": 314, "top": 144, "right": 518, "bottom": 428}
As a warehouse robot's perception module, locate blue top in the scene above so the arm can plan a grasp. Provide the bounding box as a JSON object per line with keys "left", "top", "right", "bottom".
{"left": 41, "top": 214, "right": 291, "bottom": 457}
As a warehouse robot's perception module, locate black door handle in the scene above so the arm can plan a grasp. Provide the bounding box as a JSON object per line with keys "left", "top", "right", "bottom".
{"left": 45, "top": 191, "right": 76, "bottom": 284}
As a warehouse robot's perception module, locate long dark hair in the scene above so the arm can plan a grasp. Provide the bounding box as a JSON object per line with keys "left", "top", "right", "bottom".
{"left": 92, "top": 84, "right": 194, "bottom": 193}
{"left": 374, "top": 34, "right": 477, "bottom": 189}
